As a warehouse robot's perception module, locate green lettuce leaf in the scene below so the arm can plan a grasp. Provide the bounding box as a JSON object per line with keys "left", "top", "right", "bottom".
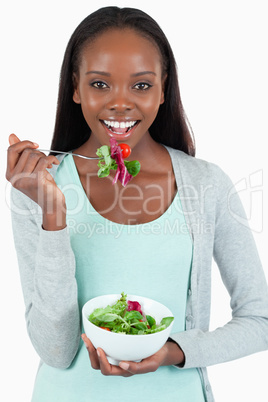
{"left": 87, "top": 292, "right": 174, "bottom": 335}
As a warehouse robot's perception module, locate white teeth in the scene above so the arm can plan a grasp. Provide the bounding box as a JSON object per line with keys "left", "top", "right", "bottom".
{"left": 103, "top": 120, "right": 137, "bottom": 130}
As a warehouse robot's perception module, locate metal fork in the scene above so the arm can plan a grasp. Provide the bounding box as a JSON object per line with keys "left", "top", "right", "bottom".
{"left": 37, "top": 149, "right": 100, "bottom": 160}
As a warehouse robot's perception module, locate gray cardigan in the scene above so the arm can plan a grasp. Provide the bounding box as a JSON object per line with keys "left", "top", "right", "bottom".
{"left": 10, "top": 147, "right": 268, "bottom": 402}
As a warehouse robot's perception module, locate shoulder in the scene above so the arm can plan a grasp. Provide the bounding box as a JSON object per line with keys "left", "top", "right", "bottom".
{"left": 166, "top": 148, "right": 244, "bottom": 230}
{"left": 165, "top": 146, "right": 230, "bottom": 188}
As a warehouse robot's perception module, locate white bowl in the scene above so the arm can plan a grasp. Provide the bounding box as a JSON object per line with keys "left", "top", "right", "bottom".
{"left": 82, "top": 294, "right": 174, "bottom": 365}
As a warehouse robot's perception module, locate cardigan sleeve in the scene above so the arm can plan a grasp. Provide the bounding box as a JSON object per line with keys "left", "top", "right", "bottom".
{"left": 10, "top": 187, "right": 80, "bottom": 369}
{"left": 170, "top": 163, "right": 268, "bottom": 368}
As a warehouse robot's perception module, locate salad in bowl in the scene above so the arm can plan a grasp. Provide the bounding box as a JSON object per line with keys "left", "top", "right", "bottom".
{"left": 82, "top": 292, "right": 174, "bottom": 365}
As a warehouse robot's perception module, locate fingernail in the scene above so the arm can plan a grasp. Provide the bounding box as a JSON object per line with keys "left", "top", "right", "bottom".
{"left": 33, "top": 143, "right": 39, "bottom": 147}
{"left": 119, "top": 362, "right": 129, "bottom": 370}
{"left": 81, "top": 334, "right": 87, "bottom": 344}
{"left": 97, "top": 349, "right": 101, "bottom": 357}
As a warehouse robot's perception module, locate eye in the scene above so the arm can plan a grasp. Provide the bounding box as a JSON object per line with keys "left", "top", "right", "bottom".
{"left": 133, "top": 82, "right": 152, "bottom": 91}
{"left": 91, "top": 81, "right": 109, "bottom": 89}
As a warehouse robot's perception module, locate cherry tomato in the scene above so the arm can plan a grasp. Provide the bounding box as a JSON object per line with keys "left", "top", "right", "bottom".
{"left": 119, "top": 143, "right": 131, "bottom": 159}
{"left": 100, "top": 327, "right": 111, "bottom": 331}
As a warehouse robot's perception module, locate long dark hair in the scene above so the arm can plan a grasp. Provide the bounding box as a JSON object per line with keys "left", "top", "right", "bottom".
{"left": 51, "top": 6, "right": 195, "bottom": 156}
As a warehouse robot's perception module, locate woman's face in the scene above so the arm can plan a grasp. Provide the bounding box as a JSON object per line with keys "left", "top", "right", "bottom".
{"left": 73, "top": 28, "right": 165, "bottom": 151}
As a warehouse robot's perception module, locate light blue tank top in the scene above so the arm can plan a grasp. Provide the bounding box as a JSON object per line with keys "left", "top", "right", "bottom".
{"left": 32, "top": 155, "right": 205, "bottom": 402}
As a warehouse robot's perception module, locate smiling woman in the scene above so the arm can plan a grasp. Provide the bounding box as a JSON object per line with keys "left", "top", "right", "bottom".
{"left": 6, "top": 5, "right": 268, "bottom": 402}
{"left": 71, "top": 28, "right": 165, "bottom": 148}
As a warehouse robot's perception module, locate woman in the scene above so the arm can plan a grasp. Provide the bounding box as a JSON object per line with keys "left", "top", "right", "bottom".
{"left": 6, "top": 7, "right": 268, "bottom": 402}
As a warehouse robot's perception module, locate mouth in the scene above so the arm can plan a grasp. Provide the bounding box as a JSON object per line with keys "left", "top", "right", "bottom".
{"left": 101, "top": 120, "right": 140, "bottom": 138}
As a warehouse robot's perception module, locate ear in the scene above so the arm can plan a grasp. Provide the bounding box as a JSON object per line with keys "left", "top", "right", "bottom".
{"left": 160, "top": 73, "right": 167, "bottom": 104}
{"left": 72, "top": 73, "right": 81, "bottom": 104}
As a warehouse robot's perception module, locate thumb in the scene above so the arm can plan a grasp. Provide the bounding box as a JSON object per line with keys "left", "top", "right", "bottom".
{"left": 9, "top": 133, "right": 21, "bottom": 146}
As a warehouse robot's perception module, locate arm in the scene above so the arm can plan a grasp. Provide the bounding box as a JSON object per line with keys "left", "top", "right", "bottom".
{"left": 6, "top": 133, "right": 81, "bottom": 368}
{"left": 170, "top": 166, "right": 268, "bottom": 368}
{"left": 11, "top": 187, "right": 80, "bottom": 368}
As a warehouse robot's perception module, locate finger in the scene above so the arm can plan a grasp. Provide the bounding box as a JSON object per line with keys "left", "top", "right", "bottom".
{"left": 9, "top": 150, "right": 58, "bottom": 186}
{"left": 23, "top": 153, "right": 60, "bottom": 174}
{"left": 8, "top": 133, "right": 39, "bottom": 148}
{"left": 7, "top": 138, "right": 39, "bottom": 174}
{"left": 81, "top": 334, "right": 100, "bottom": 370}
{"left": 9, "top": 133, "right": 21, "bottom": 146}
{"left": 97, "top": 348, "right": 132, "bottom": 377}
{"left": 119, "top": 356, "right": 159, "bottom": 375}
{"left": 96, "top": 348, "right": 112, "bottom": 375}
{"left": 9, "top": 148, "right": 41, "bottom": 176}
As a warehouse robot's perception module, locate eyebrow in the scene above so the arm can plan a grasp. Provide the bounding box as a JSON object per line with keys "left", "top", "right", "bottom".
{"left": 131, "top": 71, "right": 157, "bottom": 77}
{"left": 85, "top": 70, "right": 111, "bottom": 76}
{"left": 85, "top": 70, "right": 157, "bottom": 77}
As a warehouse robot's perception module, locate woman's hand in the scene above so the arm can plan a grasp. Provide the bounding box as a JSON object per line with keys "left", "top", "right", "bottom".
{"left": 81, "top": 333, "right": 185, "bottom": 377}
{"left": 6, "top": 134, "right": 66, "bottom": 230}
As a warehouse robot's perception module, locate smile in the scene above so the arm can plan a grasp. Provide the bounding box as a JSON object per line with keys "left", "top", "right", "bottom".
{"left": 102, "top": 120, "right": 139, "bottom": 134}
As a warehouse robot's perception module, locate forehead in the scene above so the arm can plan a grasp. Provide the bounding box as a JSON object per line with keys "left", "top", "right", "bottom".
{"left": 79, "top": 28, "right": 163, "bottom": 74}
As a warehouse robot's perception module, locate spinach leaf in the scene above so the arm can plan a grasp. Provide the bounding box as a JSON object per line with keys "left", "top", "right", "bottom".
{"left": 124, "top": 311, "right": 143, "bottom": 321}
{"left": 146, "top": 315, "right": 156, "bottom": 328}
{"left": 124, "top": 160, "right": 141, "bottom": 177}
{"left": 160, "top": 317, "right": 174, "bottom": 328}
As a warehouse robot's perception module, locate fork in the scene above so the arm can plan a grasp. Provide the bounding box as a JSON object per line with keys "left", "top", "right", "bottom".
{"left": 37, "top": 149, "right": 100, "bottom": 160}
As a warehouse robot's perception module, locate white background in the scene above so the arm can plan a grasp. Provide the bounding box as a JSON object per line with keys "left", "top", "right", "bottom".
{"left": 0, "top": 0, "right": 267, "bottom": 401}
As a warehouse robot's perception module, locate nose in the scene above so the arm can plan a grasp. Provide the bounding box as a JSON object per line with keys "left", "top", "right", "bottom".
{"left": 106, "top": 88, "right": 135, "bottom": 112}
